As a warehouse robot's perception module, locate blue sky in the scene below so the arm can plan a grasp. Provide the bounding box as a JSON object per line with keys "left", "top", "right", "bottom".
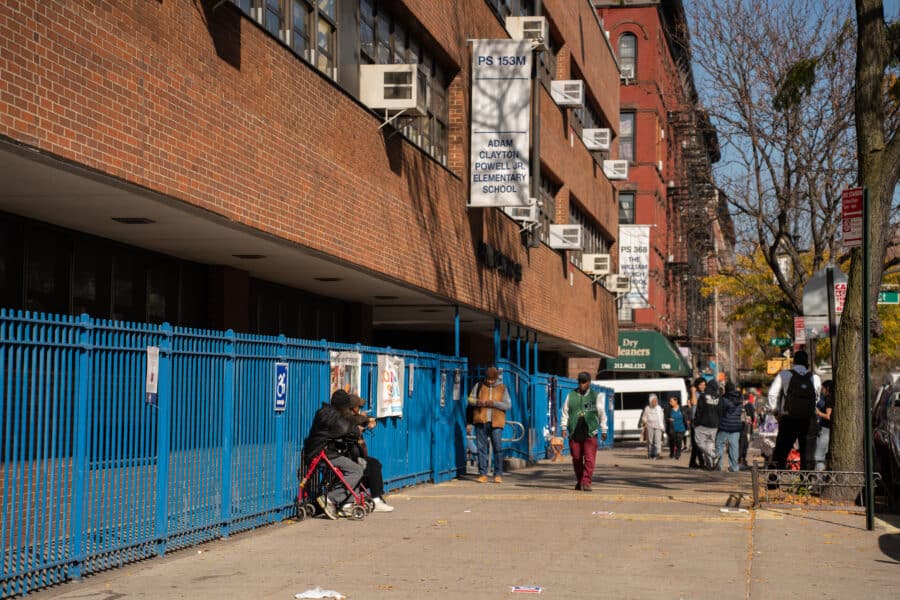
{"left": 886, "top": 0, "right": 899, "bottom": 19}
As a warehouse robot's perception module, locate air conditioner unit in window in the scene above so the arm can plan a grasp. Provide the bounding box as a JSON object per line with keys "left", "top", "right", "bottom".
{"left": 582, "top": 128, "right": 611, "bottom": 151}
{"left": 604, "top": 274, "right": 632, "bottom": 294}
{"left": 548, "top": 224, "right": 583, "bottom": 250}
{"left": 550, "top": 80, "right": 584, "bottom": 108}
{"left": 603, "top": 159, "right": 629, "bottom": 180}
{"left": 620, "top": 64, "right": 634, "bottom": 81}
{"left": 503, "top": 204, "right": 539, "bottom": 223}
{"left": 359, "top": 64, "right": 427, "bottom": 116}
{"left": 582, "top": 253, "right": 612, "bottom": 276}
{"left": 505, "top": 16, "right": 548, "bottom": 51}
{"left": 657, "top": 160, "right": 664, "bottom": 172}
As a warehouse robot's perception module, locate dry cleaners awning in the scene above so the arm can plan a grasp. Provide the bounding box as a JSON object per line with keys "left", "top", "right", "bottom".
{"left": 605, "top": 330, "right": 691, "bottom": 376}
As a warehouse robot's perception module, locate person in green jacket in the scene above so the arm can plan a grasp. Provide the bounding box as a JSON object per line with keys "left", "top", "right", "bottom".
{"left": 561, "top": 372, "right": 608, "bottom": 492}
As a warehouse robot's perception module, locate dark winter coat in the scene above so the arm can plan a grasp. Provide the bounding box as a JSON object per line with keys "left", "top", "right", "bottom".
{"left": 694, "top": 390, "right": 720, "bottom": 429}
{"left": 717, "top": 390, "right": 744, "bottom": 433}
{"left": 302, "top": 403, "right": 357, "bottom": 460}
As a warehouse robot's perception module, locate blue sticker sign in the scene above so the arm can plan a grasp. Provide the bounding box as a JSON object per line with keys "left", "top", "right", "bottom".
{"left": 275, "top": 362, "right": 288, "bottom": 412}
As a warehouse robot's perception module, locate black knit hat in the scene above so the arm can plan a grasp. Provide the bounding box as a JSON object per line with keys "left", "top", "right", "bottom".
{"left": 330, "top": 389, "right": 352, "bottom": 410}
{"left": 577, "top": 372, "right": 591, "bottom": 383}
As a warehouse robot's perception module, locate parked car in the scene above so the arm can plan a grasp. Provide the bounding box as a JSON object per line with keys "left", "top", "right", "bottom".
{"left": 873, "top": 371, "right": 900, "bottom": 508}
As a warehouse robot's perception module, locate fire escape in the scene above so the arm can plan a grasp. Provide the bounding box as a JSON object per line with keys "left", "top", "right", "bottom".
{"left": 667, "top": 108, "right": 719, "bottom": 373}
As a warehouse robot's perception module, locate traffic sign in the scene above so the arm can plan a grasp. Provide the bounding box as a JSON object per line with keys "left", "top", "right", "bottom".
{"left": 842, "top": 187, "right": 864, "bottom": 248}
{"left": 878, "top": 290, "right": 900, "bottom": 305}
{"left": 769, "top": 337, "right": 791, "bottom": 346}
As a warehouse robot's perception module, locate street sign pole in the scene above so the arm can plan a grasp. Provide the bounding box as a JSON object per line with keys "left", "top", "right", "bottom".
{"left": 862, "top": 188, "right": 874, "bottom": 531}
{"left": 825, "top": 265, "right": 837, "bottom": 386}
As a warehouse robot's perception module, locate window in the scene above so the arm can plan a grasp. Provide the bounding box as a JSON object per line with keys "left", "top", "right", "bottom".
{"left": 485, "top": 0, "right": 535, "bottom": 18}
{"left": 239, "top": 0, "right": 336, "bottom": 80}
{"left": 619, "top": 191, "right": 635, "bottom": 224}
{"left": 618, "top": 33, "right": 636, "bottom": 78}
{"left": 360, "top": 1, "right": 451, "bottom": 165}
{"left": 537, "top": 31, "right": 559, "bottom": 91}
{"left": 537, "top": 173, "right": 560, "bottom": 245}
{"left": 619, "top": 112, "right": 635, "bottom": 162}
{"left": 568, "top": 201, "right": 611, "bottom": 270}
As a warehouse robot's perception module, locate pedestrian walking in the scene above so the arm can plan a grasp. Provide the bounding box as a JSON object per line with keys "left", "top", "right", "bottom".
{"left": 767, "top": 350, "right": 821, "bottom": 470}
{"left": 692, "top": 378, "right": 719, "bottom": 469}
{"left": 467, "top": 366, "right": 511, "bottom": 483}
{"left": 715, "top": 381, "right": 744, "bottom": 472}
{"left": 641, "top": 394, "right": 666, "bottom": 459}
{"left": 666, "top": 396, "right": 687, "bottom": 459}
{"left": 561, "top": 372, "right": 608, "bottom": 491}
{"left": 814, "top": 380, "right": 835, "bottom": 471}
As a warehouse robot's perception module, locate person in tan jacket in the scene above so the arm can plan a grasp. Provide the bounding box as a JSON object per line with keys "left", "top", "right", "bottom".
{"left": 467, "top": 366, "right": 511, "bottom": 483}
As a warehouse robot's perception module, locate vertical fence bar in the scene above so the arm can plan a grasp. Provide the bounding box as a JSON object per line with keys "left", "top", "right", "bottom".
{"left": 154, "top": 323, "right": 172, "bottom": 557}
{"left": 272, "top": 335, "right": 286, "bottom": 523}
{"left": 67, "top": 314, "right": 92, "bottom": 580}
{"left": 220, "top": 330, "right": 234, "bottom": 537}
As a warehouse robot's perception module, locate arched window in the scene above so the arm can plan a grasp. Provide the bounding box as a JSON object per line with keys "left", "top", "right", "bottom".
{"left": 618, "top": 33, "right": 636, "bottom": 79}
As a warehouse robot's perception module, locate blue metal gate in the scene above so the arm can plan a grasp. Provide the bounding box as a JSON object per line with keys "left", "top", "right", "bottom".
{"left": 0, "top": 310, "right": 467, "bottom": 597}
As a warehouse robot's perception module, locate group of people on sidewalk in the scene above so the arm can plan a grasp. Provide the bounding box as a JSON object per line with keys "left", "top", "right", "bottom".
{"left": 640, "top": 377, "right": 755, "bottom": 473}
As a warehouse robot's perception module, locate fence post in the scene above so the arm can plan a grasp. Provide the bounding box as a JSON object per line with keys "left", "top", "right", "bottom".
{"left": 67, "top": 314, "right": 93, "bottom": 580}
{"left": 154, "top": 323, "right": 173, "bottom": 557}
{"left": 220, "top": 330, "right": 235, "bottom": 537}
{"left": 272, "top": 335, "right": 286, "bottom": 522}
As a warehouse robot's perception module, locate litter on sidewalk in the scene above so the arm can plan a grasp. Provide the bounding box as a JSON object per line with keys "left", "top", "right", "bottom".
{"left": 719, "top": 508, "right": 749, "bottom": 513}
{"left": 592, "top": 511, "right": 615, "bottom": 516}
{"left": 295, "top": 587, "right": 346, "bottom": 599}
{"left": 511, "top": 585, "right": 543, "bottom": 593}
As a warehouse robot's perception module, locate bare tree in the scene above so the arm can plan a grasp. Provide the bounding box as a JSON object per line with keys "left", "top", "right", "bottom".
{"left": 686, "top": 0, "right": 856, "bottom": 313}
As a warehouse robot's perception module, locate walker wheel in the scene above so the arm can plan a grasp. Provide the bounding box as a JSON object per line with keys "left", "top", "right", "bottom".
{"left": 304, "top": 502, "right": 317, "bottom": 518}
{"left": 294, "top": 500, "right": 306, "bottom": 521}
{"left": 350, "top": 505, "right": 367, "bottom": 520}
{"left": 365, "top": 499, "right": 375, "bottom": 513}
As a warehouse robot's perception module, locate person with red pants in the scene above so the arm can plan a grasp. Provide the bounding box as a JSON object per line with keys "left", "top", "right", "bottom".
{"left": 561, "top": 372, "right": 608, "bottom": 492}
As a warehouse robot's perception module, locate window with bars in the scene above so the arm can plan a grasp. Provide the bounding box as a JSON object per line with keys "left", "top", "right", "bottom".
{"left": 360, "top": 1, "right": 450, "bottom": 166}
{"left": 537, "top": 173, "right": 560, "bottom": 245}
{"left": 618, "top": 191, "right": 635, "bottom": 224}
{"left": 619, "top": 112, "right": 635, "bottom": 162}
{"left": 568, "top": 200, "right": 611, "bottom": 270}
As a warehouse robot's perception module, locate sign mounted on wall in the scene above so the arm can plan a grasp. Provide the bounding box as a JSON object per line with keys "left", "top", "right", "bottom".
{"left": 145, "top": 346, "right": 159, "bottom": 406}
{"left": 469, "top": 39, "right": 532, "bottom": 208}
{"left": 618, "top": 225, "right": 650, "bottom": 309}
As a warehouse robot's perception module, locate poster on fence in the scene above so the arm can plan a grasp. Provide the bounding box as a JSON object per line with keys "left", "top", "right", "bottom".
{"left": 330, "top": 351, "right": 362, "bottom": 396}
{"left": 376, "top": 355, "right": 405, "bottom": 418}
{"left": 145, "top": 346, "right": 159, "bottom": 406}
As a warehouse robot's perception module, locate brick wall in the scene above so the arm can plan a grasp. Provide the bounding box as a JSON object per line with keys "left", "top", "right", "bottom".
{"left": 0, "top": 0, "right": 619, "bottom": 355}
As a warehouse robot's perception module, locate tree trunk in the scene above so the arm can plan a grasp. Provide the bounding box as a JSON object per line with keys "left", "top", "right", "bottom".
{"left": 826, "top": 0, "right": 899, "bottom": 502}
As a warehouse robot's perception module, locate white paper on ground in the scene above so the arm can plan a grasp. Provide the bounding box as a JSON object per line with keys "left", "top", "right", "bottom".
{"left": 295, "top": 587, "right": 346, "bottom": 599}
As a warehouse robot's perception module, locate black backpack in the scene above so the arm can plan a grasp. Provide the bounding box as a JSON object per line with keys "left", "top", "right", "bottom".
{"left": 783, "top": 370, "right": 816, "bottom": 418}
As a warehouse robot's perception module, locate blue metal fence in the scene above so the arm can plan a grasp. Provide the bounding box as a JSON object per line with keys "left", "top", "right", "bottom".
{"left": 1, "top": 308, "right": 614, "bottom": 597}
{"left": 0, "top": 310, "right": 467, "bottom": 597}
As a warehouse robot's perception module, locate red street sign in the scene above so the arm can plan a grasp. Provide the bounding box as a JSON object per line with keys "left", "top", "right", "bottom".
{"left": 794, "top": 316, "right": 806, "bottom": 345}
{"left": 834, "top": 282, "right": 847, "bottom": 313}
{"left": 842, "top": 187, "right": 863, "bottom": 248}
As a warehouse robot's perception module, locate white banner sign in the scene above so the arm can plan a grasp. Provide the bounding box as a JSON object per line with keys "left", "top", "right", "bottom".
{"left": 469, "top": 39, "right": 532, "bottom": 207}
{"left": 376, "top": 355, "right": 405, "bottom": 418}
{"left": 145, "top": 346, "right": 159, "bottom": 406}
{"left": 329, "top": 351, "right": 361, "bottom": 396}
{"left": 618, "top": 225, "right": 650, "bottom": 308}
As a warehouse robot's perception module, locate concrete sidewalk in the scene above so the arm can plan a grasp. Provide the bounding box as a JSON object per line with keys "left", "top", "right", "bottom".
{"left": 30, "top": 446, "right": 900, "bottom": 600}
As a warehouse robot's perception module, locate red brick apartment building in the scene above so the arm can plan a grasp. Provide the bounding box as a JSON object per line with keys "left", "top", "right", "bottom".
{"left": 0, "top": 0, "right": 623, "bottom": 374}
{"left": 595, "top": 0, "right": 731, "bottom": 379}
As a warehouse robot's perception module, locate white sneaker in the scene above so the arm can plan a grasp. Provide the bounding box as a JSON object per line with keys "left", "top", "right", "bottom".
{"left": 372, "top": 497, "right": 394, "bottom": 512}
{"left": 317, "top": 495, "right": 338, "bottom": 520}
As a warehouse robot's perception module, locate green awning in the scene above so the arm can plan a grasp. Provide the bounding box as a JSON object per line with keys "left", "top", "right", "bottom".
{"left": 604, "top": 330, "right": 691, "bottom": 376}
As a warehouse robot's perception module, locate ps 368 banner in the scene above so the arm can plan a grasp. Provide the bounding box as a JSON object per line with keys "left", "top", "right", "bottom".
{"left": 618, "top": 225, "right": 650, "bottom": 308}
